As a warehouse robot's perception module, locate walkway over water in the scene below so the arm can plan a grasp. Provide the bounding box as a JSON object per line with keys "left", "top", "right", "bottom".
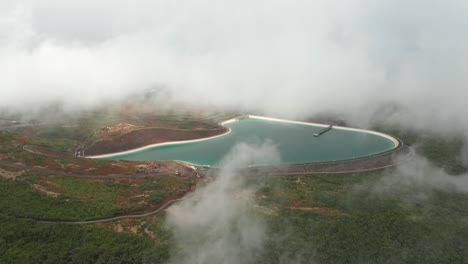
{"left": 314, "top": 125, "right": 333, "bottom": 137}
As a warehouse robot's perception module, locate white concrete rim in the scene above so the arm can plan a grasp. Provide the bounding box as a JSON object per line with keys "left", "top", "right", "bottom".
{"left": 87, "top": 115, "right": 399, "bottom": 159}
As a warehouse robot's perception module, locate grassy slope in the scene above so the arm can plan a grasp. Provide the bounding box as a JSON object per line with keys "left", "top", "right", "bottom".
{"left": 253, "top": 172, "right": 468, "bottom": 263}
{"left": 0, "top": 175, "right": 191, "bottom": 221}
{"left": 373, "top": 125, "right": 467, "bottom": 175}
{"left": 1, "top": 118, "right": 468, "bottom": 263}
{"left": 0, "top": 213, "right": 168, "bottom": 264}
{"left": 251, "top": 126, "right": 468, "bottom": 263}
{"left": 0, "top": 114, "right": 201, "bottom": 263}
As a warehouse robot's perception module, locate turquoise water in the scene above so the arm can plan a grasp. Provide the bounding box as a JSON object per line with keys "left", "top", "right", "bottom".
{"left": 103, "top": 118, "right": 396, "bottom": 166}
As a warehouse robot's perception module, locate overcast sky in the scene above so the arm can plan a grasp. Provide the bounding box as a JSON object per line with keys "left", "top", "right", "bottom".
{"left": 1, "top": 0, "right": 467, "bottom": 130}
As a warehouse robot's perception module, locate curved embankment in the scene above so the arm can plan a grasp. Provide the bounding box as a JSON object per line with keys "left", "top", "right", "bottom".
{"left": 199, "top": 139, "right": 409, "bottom": 177}
{"left": 84, "top": 126, "right": 228, "bottom": 157}
{"left": 249, "top": 115, "right": 400, "bottom": 147}
{"left": 85, "top": 115, "right": 406, "bottom": 173}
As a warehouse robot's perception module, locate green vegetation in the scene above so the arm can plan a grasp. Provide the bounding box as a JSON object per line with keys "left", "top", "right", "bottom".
{"left": 140, "top": 177, "right": 192, "bottom": 204}
{"left": 0, "top": 177, "right": 122, "bottom": 221}
{"left": 0, "top": 132, "right": 14, "bottom": 141}
{"left": 52, "top": 177, "right": 120, "bottom": 201}
{"left": 1, "top": 113, "right": 468, "bottom": 263}
{"left": 0, "top": 213, "right": 164, "bottom": 264}
{"left": 374, "top": 125, "right": 467, "bottom": 175}
{"left": 418, "top": 137, "right": 467, "bottom": 174}
{"left": 139, "top": 177, "right": 191, "bottom": 192}
{"left": 253, "top": 171, "right": 468, "bottom": 263}
{"left": 28, "top": 136, "right": 78, "bottom": 153}
{"left": 0, "top": 174, "right": 191, "bottom": 221}
{"left": 248, "top": 123, "right": 468, "bottom": 263}
{"left": 37, "top": 126, "right": 91, "bottom": 141}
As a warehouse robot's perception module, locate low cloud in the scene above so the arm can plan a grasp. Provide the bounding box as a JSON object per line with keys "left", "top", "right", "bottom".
{"left": 370, "top": 153, "right": 468, "bottom": 198}
{"left": 165, "top": 142, "right": 281, "bottom": 264}
{"left": 1, "top": 0, "right": 468, "bottom": 135}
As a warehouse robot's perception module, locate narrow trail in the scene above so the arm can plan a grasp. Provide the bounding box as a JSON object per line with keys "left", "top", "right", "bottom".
{"left": 0, "top": 160, "right": 193, "bottom": 224}
{"left": 35, "top": 198, "right": 184, "bottom": 225}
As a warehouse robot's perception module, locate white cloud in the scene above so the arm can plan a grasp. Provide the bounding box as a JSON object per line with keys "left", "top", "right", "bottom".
{"left": 166, "top": 142, "right": 281, "bottom": 264}
{"left": 0, "top": 0, "right": 467, "bottom": 131}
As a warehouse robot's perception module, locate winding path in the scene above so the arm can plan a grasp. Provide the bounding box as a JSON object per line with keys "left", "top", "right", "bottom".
{"left": 36, "top": 198, "right": 184, "bottom": 225}
{"left": 0, "top": 159, "right": 193, "bottom": 224}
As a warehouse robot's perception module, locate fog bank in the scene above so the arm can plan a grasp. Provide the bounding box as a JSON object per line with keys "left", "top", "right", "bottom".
{"left": 1, "top": 0, "right": 467, "bottom": 133}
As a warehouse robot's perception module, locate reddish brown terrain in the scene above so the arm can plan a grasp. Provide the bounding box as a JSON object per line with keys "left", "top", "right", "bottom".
{"left": 84, "top": 127, "right": 228, "bottom": 156}
{"left": 23, "top": 145, "right": 75, "bottom": 158}
{"left": 0, "top": 113, "right": 409, "bottom": 226}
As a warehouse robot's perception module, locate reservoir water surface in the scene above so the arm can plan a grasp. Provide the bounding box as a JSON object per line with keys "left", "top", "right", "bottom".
{"left": 103, "top": 117, "right": 397, "bottom": 166}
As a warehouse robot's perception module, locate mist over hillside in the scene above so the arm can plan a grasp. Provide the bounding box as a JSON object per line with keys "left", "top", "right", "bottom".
{"left": 1, "top": 1, "right": 468, "bottom": 263}
{"left": 1, "top": 1, "right": 467, "bottom": 130}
